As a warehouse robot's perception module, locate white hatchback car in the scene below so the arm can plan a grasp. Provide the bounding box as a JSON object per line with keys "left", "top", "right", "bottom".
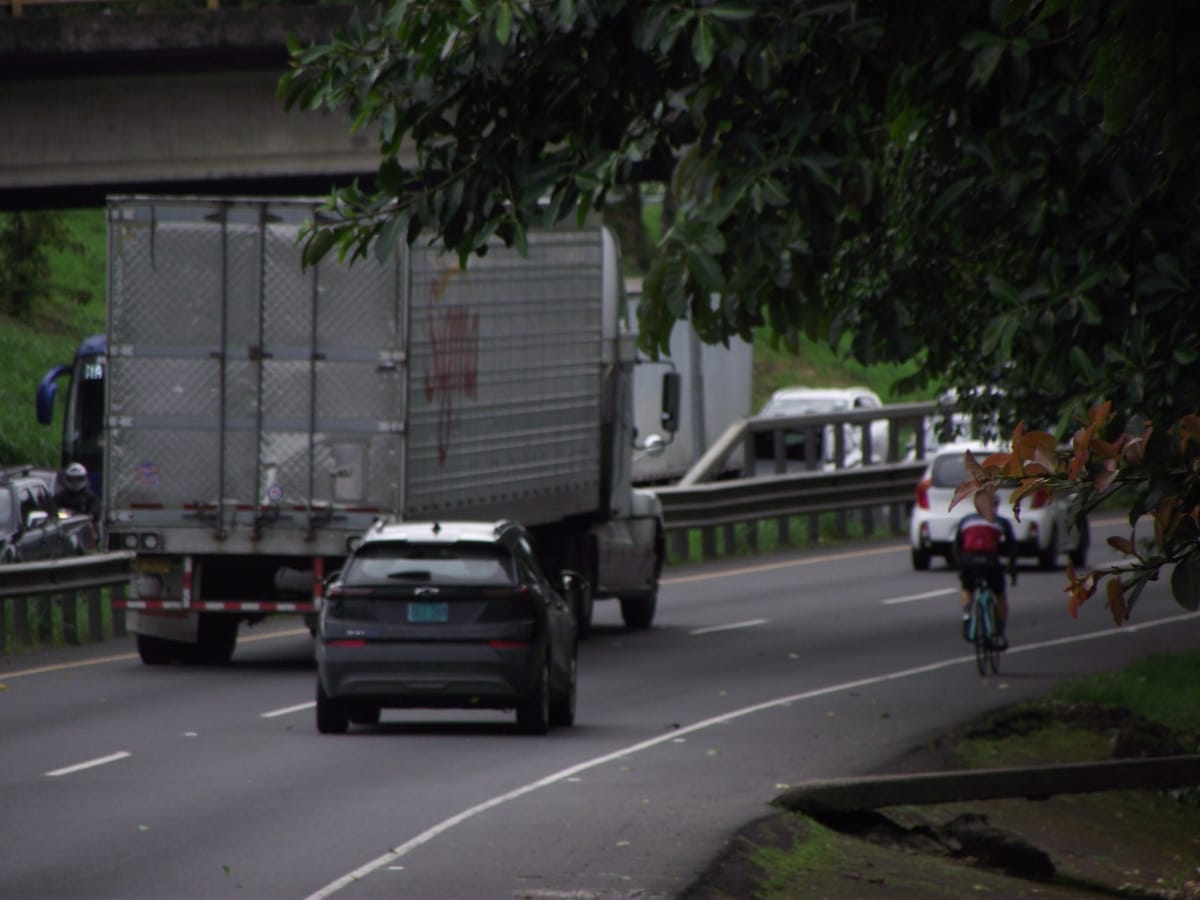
{"left": 909, "top": 443, "right": 1089, "bottom": 571}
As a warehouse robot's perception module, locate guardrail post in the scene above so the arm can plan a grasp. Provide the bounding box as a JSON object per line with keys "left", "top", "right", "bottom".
{"left": 722, "top": 523, "right": 736, "bottom": 557}
{"left": 112, "top": 583, "right": 128, "bottom": 637}
{"left": 669, "top": 529, "right": 689, "bottom": 564}
{"left": 12, "top": 597, "right": 29, "bottom": 649}
{"left": 700, "top": 526, "right": 718, "bottom": 560}
{"left": 86, "top": 588, "right": 105, "bottom": 642}
{"left": 0, "top": 598, "right": 6, "bottom": 651}
{"left": 61, "top": 592, "right": 82, "bottom": 645}
{"left": 833, "top": 428, "right": 848, "bottom": 539}
{"left": 776, "top": 513, "right": 791, "bottom": 547}
{"left": 36, "top": 595, "right": 53, "bottom": 644}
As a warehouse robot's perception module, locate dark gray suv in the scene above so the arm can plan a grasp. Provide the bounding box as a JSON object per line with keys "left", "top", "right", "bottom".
{"left": 316, "top": 519, "right": 580, "bottom": 735}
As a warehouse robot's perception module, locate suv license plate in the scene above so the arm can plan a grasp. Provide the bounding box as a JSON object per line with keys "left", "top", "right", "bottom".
{"left": 407, "top": 602, "right": 449, "bottom": 624}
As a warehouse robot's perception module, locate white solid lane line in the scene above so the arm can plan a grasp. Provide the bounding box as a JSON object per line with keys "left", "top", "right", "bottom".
{"left": 262, "top": 702, "right": 316, "bottom": 718}
{"left": 883, "top": 588, "right": 958, "bottom": 606}
{"left": 304, "top": 608, "right": 1200, "bottom": 900}
{"left": 45, "top": 751, "right": 131, "bottom": 778}
{"left": 690, "top": 619, "right": 769, "bottom": 635}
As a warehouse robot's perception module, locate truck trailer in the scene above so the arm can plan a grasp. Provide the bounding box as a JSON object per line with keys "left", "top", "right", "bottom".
{"left": 38, "top": 196, "right": 671, "bottom": 664}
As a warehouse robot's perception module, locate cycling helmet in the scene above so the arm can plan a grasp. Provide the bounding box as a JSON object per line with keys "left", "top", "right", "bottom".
{"left": 65, "top": 462, "right": 88, "bottom": 491}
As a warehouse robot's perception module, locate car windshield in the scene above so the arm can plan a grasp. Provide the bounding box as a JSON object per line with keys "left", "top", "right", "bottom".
{"left": 342, "top": 542, "right": 517, "bottom": 587}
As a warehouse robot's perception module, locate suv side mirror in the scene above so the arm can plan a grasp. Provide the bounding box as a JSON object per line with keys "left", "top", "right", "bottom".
{"left": 660, "top": 371, "right": 681, "bottom": 434}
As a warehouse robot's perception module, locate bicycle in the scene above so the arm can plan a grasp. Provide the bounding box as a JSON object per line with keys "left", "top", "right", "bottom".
{"left": 966, "top": 577, "right": 1002, "bottom": 675}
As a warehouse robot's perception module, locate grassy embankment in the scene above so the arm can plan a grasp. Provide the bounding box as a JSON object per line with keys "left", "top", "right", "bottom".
{"left": 740, "top": 649, "right": 1200, "bottom": 899}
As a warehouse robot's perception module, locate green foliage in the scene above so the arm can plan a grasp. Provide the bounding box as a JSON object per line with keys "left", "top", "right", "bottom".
{"left": 281, "top": 0, "right": 1200, "bottom": 616}
{"left": 1051, "top": 650, "right": 1200, "bottom": 735}
{"left": 280, "top": 0, "right": 1199, "bottom": 434}
{"left": 0, "top": 210, "right": 105, "bottom": 468}
{"left": 0, "top": 212, "right": 89, "bottom": 320}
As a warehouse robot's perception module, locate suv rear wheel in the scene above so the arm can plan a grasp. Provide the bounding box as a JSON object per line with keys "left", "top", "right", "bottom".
{"left": 517, "top": 660, "right": 550, "bottom": 735}
{"left": 549, "top": 648, "right": 577, "bottom": 728}
{"left": 316, "top": 681, "right": 349, "bottom": 734}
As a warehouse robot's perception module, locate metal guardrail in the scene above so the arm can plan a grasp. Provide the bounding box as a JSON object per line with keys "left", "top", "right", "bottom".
{"left": 0, "top": 401, "right": 962, "bottom": 642}
{"left": 0, "top": 552, "right": 134, "bottom": 652}
{"left": 658, "top": 460, "right": 927, "bottom": 530}
{"left": 659, "top": 400, "right": 945, "bottom": 560}
{"left": 0, "top": 552, "right": 134, "bottom": 598}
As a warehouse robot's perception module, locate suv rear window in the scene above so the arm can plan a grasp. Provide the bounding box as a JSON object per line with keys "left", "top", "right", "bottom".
{"left": 342, "top": 542, "right": 517, "bottom": 587}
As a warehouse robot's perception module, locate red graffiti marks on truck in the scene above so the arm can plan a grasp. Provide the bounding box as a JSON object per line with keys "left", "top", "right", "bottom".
{"left": 424, "top": 302, "right": 479, "bottom": 464}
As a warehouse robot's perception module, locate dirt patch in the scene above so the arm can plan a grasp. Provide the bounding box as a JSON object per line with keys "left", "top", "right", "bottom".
{"left": 681, "top": 701, "right": 1200, "bottom": 899}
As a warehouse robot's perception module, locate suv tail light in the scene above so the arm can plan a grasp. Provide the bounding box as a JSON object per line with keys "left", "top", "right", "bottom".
{"left": 477, "top": 585, "right": 534, "bottom": 623}
{"left": 915, "top": 478, "right": 932, "bottom": 510}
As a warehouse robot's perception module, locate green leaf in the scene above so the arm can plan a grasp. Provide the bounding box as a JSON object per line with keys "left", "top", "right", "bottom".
{"left": 302, "top": 229, "right": 339, "bottom": 268}
{"left": 495, "top": 3, "right": 513, "bottom": 45}
{"left": 970, "top": 44, "right": 1006, "bottom": 87}
{"left": 1169, "top": 551, "right": 1200, "bottom": 611}
{"left": 557, "top": 0, "right": 575, "bottom": 26}
{"left": 708, "top": 5, "right": 756, "bottom": 21}
{"left": 375, "top": 209, "right": 410, "bottom": 261}
{"left": 686, "top": 246, "right": 723, "bottom": 295}
{"left": 932, "top": 177, "right": 974, "bottom": 220}
{"left": 1069, "top": 345, "right": 1094, "bottom": 380}
{"left": 692, "top": 19, "right": 715, "bottom": 71}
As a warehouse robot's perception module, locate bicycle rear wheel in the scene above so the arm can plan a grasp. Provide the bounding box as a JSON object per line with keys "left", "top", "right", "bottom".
{"left": 973, "top": 591, "right": 1001, "bottom": 676}
{"left": 974, "top": 629, "right": 990, "bottom": 675}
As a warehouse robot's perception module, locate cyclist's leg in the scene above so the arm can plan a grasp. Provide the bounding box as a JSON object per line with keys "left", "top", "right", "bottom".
{"left": 987, "top": 565, "right": 1008, "bottom": 648}
{"left": 957, "top": 563, "right": 975, "bottom": 640}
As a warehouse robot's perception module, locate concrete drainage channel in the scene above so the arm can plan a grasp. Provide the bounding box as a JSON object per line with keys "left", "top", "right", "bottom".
{"left": 772, "top": 756, "right": 1200, "bottom": 883}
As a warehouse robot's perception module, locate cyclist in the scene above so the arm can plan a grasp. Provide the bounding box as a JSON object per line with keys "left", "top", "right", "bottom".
{"left": 954, "top": 511, "right": 1017, "bottom": 649}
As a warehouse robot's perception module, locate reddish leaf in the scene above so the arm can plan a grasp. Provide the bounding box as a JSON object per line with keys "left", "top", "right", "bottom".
{"left": 1106, "top": 577, "right": 1127, "bottom": 626}
{"left": 963, "top": 449, "right": 985, "bottom": 479}
{"left": 1106, "top": 535, "right": 1136, "bottom": 555}
{"left": 973, "top": 484, "right": 998, "bottom": 522}
{"left": 949, "top": 478, "right": 977, "bottom": 512}
{"left": 1088, "top": 400, "right": 1112, "bottom": 427}
{"left": 1094, "top": 459, "right": 1118, "bottom": 493}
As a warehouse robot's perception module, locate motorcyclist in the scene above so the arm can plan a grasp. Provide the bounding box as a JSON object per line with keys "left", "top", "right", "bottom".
{"left": 54, "top": 462, "right": 100, "bottom": 526}
{"left": 954, "top": 511, "right": 1017, "bottom": 649}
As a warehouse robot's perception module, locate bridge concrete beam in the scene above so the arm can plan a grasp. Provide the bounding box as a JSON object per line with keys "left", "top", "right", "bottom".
{"left": 0, "top": 6, "right": 399, "bottom": 209}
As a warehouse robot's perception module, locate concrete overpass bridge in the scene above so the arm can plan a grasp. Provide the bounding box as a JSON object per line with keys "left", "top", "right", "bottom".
{"left": 1, "top": 2, "right": 385, "bottom": 210}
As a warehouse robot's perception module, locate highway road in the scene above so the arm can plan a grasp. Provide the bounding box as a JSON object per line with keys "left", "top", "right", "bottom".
{"left": 2, "top": 516, "right": 1197, "bottom": 899}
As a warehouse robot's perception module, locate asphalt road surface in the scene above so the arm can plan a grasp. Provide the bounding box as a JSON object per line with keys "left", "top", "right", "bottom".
{"left": 2, "top": 516, "right": 1197, "bottom": 899}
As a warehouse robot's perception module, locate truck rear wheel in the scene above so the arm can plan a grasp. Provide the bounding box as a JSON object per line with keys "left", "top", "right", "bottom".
{"left": 136, "top": 633, "right": 178, "bottom": 666}
{"left": 620, "top": 593, "right": 657, "bottom": 630}
{"left": 187, "top": 614, "right": 238, "bottom": 665}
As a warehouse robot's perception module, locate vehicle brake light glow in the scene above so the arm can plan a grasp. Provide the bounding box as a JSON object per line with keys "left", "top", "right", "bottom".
{"left": 915, "top": 478, "right": 931, "bottom": 510}
{"left": 488, "top": 640, "right": 530, "bottom": 650}
{"left": 327, "top": 638, "right": 366, "bottom": 648}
